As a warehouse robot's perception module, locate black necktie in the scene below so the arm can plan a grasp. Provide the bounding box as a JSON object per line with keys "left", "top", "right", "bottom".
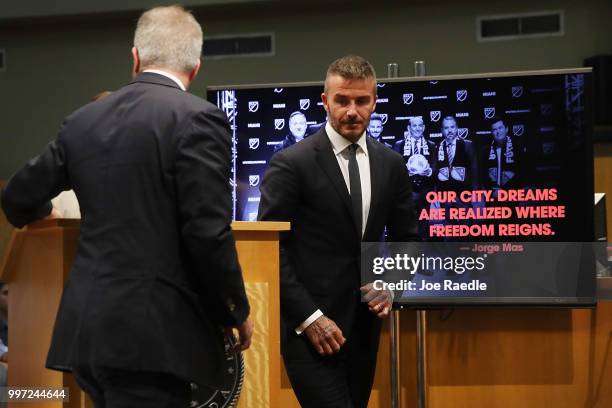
{"left": 348, "top": 144, "right": 362, "bottom": 238}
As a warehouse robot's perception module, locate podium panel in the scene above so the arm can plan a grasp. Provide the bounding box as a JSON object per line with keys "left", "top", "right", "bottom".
{"left": 0, "top": 220, "right": 80, "bottom": 408}
{"left": 232, "top": 222, "right": 287, "bottom": 408}
{"left": 1, "top": 217, "right": 611, "bottom": 407}
{"left": 0, "top": 220, "right": 288, "bottom": 408}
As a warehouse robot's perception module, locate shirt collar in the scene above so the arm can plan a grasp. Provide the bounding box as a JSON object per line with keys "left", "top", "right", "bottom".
{"left": 143, "top": 69, "right": 186, "bottom": 91}
{"left": 325, "top": 122, "right": 369, "bottom": 157}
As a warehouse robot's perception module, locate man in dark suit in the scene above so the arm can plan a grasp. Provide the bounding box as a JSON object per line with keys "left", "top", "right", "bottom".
{"left": 274, "top": 111, "right": 308, "bottom": 152}
{"left": 482, "top": 116, "right": 525, "bottom": 190}
{"left": 434, "top": 115, "right": 479, "bottom": 192}
{"left": 258, "top": 55, "right": 417, "bottom": 408}
{"left": 1, "top": 6, "right": 252, "bottom": 408}
{"left": 432, "top": 116, "right": 479, "bottom": 239}
{"left": 393, "top": 115, "right": 437, "bottom": 238}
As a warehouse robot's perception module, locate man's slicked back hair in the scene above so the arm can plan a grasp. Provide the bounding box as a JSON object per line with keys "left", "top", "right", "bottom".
{"left": 134, "top": 5, "right": 203, "bottom": 74}
{"left": 324, "top": 55, "right": 377, "bottom": 94}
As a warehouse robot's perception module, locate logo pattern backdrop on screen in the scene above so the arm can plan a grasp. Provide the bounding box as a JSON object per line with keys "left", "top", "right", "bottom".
{"left": 208, "top": 72, "right": 591, "bottom": 242}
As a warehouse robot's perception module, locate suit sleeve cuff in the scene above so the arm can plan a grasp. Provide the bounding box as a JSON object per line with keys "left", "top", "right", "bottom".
{"left": 295, "top": 309, "right": 323, "bottom": 335}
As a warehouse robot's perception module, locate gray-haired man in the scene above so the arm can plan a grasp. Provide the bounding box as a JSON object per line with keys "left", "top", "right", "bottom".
{"left": 1, "top": 6, "right": 252, "bottom": 407}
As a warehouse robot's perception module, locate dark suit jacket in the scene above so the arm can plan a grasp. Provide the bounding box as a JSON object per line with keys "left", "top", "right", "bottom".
{"left": 274, "top": 132, "right": 306, "bottom": 152}
{"left": 1, "top": 72, "right": 249, "bottom": 387}
{"left": 257, "top": 128, "right": 417, "bottom": 357}
{"left": 480, "top": 138, "right": 527, "bottom": 190}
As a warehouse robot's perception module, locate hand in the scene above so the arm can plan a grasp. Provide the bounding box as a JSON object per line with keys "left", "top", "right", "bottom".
{"left": 360, "top": 283, "right": 392, "bottom": 318}
{"left": 501, "top": 171, "right": 515, "bottom": 186}
{"left": 44, "top": 207, "right": 63, "bottom": 220}
{"left": 418, "top": 167, "right": 432, "bottom": 177}
{"left": 224, "top": 318, "right": 254, "bottom": 352}
{"left": 438, "top": 167, "right": 449, "bottom": 181}
{"left": 304, "top": 315, "right": 345, "bottom": 355}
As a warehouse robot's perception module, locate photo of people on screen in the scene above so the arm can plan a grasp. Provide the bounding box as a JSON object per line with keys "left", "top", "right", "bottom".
{"left": 434, "top": 115, "right": 479, "bottom": 191}
{"left": 394, "top": 116, "right": 436, "bottom": 179}
{"left": 306, "top": 120, "right": 326, "bottom": 137}
{"left": 393, "top": 115, "right": 437, "bottom": 237}
{"left": 366, "top": 113, "right": 391, "bottom": 147}
{"left": 274, "top": 111, "right": 308, "bottom": 152}
{"left": 482, "top": 116, "right": 525, "bottom": 190}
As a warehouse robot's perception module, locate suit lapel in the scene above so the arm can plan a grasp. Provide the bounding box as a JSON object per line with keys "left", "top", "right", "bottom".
{"left": 314, "top": 130, "right": 356, "bottom": 231}
{"left": 364, "top": 138, "right": 383, "bottom": 239}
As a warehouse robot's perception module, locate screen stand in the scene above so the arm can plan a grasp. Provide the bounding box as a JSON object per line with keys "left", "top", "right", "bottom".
{"left": 387, "top": 60, "right": 430, "bottom": 408}
{"left": 385, "top": 61, "right": 403, "bottom": 408}
{"left": 389, "top": 306, "right": 429, "bottom": 408}
{"left": 416, "top": 310, "right": 428, "bottom": 408}
{"left": 414, "top": 60, "right": 429, "bottom": 408}
{"left": 389, "top": 310, "right": 401, "bottom": 408}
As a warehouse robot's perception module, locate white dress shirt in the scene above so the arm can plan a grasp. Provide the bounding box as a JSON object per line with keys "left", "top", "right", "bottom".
{"left": 295, "top": 122, "right": 372, "bottom": 334}
{"left": 325, "top": 122, "right": 371, "bottom": 235}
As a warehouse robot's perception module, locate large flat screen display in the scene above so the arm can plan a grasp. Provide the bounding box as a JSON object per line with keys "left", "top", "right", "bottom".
{"left": 208, "top": 68, "right": 595, "bottom": 306}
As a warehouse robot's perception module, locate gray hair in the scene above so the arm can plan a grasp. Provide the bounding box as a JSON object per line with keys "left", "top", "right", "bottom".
{"left": 324, "top": 55, "right": 377, "bottom": 94}
{"left": 289, "top": 111, "right": 306, "bottom": 121}
{"left": 442, "top": 116, "right": 457, "bottom": 125}
{"left": 134, "top": 5, "right": 203, "bottom": 74}
{"left": 408, "top": 115, "right": 423, "bottom": 125}
{"left": 369, "top": 113, "right": 383, "bottom": 123}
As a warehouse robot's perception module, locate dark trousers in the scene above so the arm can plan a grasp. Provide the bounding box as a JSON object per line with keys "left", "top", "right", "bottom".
{"left": 73, "top": 366, "right": 191, "bottom": 408}
{"left": 283, "top": 306, "right": 381, "bottom": 408}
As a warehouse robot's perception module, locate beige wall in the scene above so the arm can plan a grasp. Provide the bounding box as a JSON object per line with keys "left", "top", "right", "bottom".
{"left": 0, "top": 0, "right": 610, "bottom": 178}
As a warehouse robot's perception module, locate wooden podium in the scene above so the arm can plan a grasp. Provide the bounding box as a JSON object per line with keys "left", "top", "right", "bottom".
{"left": 0, "top": 219, "right": 82, "bottom": 408}
{"left": 230, "top": 221, "right": 289, "bottom": 408}
{"left": 0, "top": 219, "right": 289, "bottom": 408}
{"left": 4, "top": 217, "right": 610, "bottom": 408}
